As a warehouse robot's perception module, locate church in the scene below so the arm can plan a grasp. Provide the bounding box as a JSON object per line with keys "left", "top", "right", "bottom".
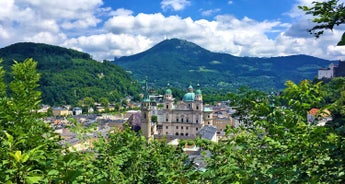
{"left": 140, "top": 83, "right": 215, "bottom": 141}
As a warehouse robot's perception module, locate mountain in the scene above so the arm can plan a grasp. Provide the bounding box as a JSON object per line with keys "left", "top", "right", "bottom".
{"left": 0, "top": 42, "right": 140, "bottom": 105}
{"left": 115, "top": 38, "right": 332, "bottom": 92}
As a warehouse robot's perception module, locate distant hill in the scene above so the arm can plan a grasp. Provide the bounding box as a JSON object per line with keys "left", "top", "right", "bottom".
{"left": 0, "top": 42, "right": 141, "bottom": 105}
{"left": 115, "top": 38, "right": 332, "bottom": 92}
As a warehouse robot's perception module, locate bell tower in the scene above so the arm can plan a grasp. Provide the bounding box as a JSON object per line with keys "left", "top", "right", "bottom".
{"left": 141, "top": 79, "right": 155, "bottom": 141}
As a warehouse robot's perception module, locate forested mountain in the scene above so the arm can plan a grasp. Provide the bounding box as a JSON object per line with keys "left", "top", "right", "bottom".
{"left": 0, "top": 42, "right": 141, "bottom": 105}
{"left": 115, "top": 38, "right": 332, "bottom": 91}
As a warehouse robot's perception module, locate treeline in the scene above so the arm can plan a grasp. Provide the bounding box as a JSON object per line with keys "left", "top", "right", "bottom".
{"left": 0, "top": 59, "right": 344, "bottom": 183}
{"left": 0, "top": 42, "right": 141, "bottom": 106}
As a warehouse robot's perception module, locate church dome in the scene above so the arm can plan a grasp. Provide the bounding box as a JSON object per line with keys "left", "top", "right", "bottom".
{"left": 165, "top": 88, "right": 172, "bottom": 95}
{"left": 183, "top": 92, "right": 195, "bottom": 102}
{"left": 195, "top": 89, "right": 202, "bottom": 95}
{"left": 188, "top": 85, "right": 193, "bottom": 92}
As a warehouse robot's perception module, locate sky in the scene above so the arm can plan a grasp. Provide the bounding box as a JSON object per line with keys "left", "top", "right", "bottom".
{"left": 0, "top": 0, "right": 344, "bottom": 61}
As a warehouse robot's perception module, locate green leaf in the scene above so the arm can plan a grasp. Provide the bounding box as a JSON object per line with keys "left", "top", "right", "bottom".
{"left": 26, "top": 175, "right": 43, "bottom": 184}
{"left": 337, "top": 32, "right": 345, "bottom": 46}
{"left": 11, "top": 151, "right": 22, "bottom": 163}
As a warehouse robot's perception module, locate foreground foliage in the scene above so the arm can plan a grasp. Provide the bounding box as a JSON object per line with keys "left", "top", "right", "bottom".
{"left": 202, "top": 80, "right": 345, "bottom": 183}
{"left": 299, "top": 0, "right": 345, "bottom": 45}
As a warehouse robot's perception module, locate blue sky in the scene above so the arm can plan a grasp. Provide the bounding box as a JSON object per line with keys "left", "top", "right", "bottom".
{"left": 0, "top": 0, "right": 344, "bottom": 60}
{"left": 107, "top": 0, "right": 293, "bottom": 21}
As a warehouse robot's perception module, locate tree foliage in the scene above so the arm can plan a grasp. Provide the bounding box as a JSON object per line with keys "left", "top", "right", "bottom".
{"left": 201, "top": 80, "right": 345, "bottom": 183}
{"left": 299, "top": 0, "right": 345, "bottom": 45}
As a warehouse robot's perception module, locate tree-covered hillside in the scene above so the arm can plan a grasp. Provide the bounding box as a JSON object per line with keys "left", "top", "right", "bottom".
{"left": 115, "top": 38, "right": 332, "bottom": 91}
{"left": 0, "top": 42, "right": 141, "bottom": 105}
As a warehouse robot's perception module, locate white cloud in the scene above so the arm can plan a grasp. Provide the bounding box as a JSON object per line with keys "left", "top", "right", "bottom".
{"left": 200, "top": 9, "right": 221, "bottom": 17}
{"left": 0, "top": 0, "right": 343, "bottom": 61}
{"left": 161, "top": 0, "right": 191, "bottom": 11}
{"left": 62, "top": 33, "right": 153, "bottom": 60}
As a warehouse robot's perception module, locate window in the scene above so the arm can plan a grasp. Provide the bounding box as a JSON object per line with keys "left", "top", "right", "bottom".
{"left": 166, "top": 105, "right": 169, "bottom": 109}
{"left": 176, "top": 126, "right": 178, "bottom": 129}
{"left": 208, "top": 115, "right": 210, "bottom": 118}
{"left": 181, "top": 126, "right": 183, "bottom": 130}
{"left": 196, "top": 120, "right": 199, "bottom": 123}
{"left": 166, "top": 118, "right": 168, "bottom": 122}
{"left": 186, "top": 127, "right": 189, "bottom": 130}
{"left": 166, "top": 132, "right": 168, "bottom": 135}
{"left": 208, "top": 122, "right": 210, "bottom": 124}
{"left": 196, "top": 127, "right": 198, "bottom": 131}
{"left": 176, "top": 118, "right": 179, "bottom": 122}
{"left": 166, "top": 126, "right": 168, "bottom": 129}
{"left": 186, "top": 119, "right": 189, "bottom": 123}
{"left": 196, "top": 106, "right": 199, "bottom": 110}
{"left": 186, "top": 133, "right": 189, "bottom": 136}
{"left": 181, "top": 118, "right": 184, "bottom": 122}
{"left": 175, "top": 132, "right": 178, "bottom": 136}
{"left": 181, "top": 133, "right": 184, "bottom": 136}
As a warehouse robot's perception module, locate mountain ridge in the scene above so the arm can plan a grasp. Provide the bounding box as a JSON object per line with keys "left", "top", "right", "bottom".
{"left": 115, "top": 38, "right": 332, "bottom": 91}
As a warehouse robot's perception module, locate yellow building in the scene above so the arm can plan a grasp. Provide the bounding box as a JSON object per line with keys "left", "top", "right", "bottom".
{"left": 52, "top": 107, "right": 69, "bottom": 116}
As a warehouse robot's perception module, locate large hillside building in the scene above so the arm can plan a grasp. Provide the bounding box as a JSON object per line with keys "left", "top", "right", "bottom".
{"left": 318, "top": 60, "right": 345, "bottom": 79}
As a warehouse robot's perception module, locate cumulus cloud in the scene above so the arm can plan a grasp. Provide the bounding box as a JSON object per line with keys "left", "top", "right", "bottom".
{"left": 0, "top": 0, "right": 103, "bottom": 46}
{"left": 62, "top": 33, "right": 153, "bottom": 60}
{"left": 161, "top": 0, "right": 191, "bottom": 11}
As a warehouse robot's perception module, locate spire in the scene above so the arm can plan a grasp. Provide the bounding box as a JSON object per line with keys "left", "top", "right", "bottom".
{"left": 143, "top": 77, "right": 150, "bottom": 102}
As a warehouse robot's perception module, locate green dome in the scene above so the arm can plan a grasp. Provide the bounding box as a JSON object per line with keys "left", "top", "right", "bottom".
{"left": 142, "top": 98, "right": 150, "bottom": 103}
{"left": 165, "top": 88, "right": 172, "bottom": 95}
{"left": 195, "top": 89, "right": 202, "bottom": 95}
{"left": 183, "top": 92, "right": 195, "bottom": 101}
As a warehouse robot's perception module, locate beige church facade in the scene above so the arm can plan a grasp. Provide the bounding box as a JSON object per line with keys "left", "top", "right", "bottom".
{"left": 141, "top": 84, "right": 215, "bottom": 140}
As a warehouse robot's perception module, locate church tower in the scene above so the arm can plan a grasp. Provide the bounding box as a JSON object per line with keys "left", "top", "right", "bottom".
{"left": 163, "top": 83, "right": 174, "bottom": 110}
{"left": 141, "top": 79, "right": 155, "bottom": 141}
{"left": 195, "top": 83, "right": 203, "bottom": 112}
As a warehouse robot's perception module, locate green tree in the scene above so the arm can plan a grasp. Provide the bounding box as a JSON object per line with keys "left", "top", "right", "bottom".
{"left": 203, "top": 80, "right": 345, "bottom": 183}
{"left": 299, "top": 0, "right": 345, "bottom": 45}
{"left": 78, "top": 124, "right": 196, "bottom": 183}
{"left": 81, "top": 96, "right": 95, "bottom": 109}
{"left": 99, "top": 97, "right": 110, "bottom": 108}
{"left": 0, "top": 59, "right": 61, "bottom": 183}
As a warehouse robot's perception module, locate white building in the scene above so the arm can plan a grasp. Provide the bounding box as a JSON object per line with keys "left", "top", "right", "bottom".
{"left": 318, "top": 63, "right": 335, "bottom": 79}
